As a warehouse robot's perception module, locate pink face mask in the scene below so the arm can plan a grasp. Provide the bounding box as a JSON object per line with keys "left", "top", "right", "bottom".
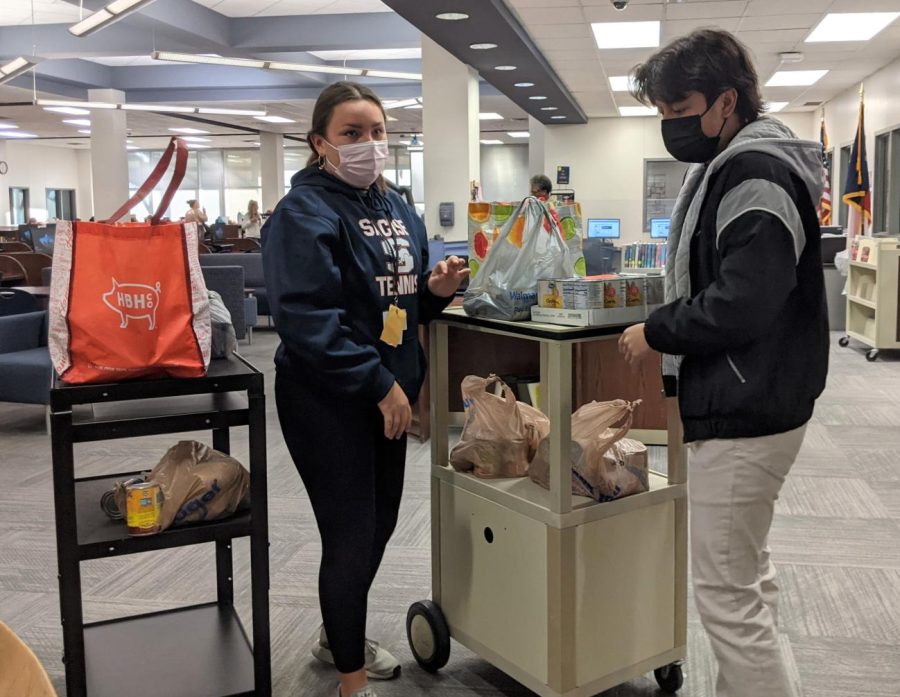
{"left": 322, "top": 139, "right": 390, "bottom": 189}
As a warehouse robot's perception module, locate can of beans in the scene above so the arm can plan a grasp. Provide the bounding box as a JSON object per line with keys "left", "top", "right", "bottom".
{"left": 126, "top": 482, "right": 162, "bottom": 536}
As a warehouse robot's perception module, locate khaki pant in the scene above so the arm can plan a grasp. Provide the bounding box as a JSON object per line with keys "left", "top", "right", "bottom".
{"left": 689, "top": 424, "right": 807, "bottom": 697}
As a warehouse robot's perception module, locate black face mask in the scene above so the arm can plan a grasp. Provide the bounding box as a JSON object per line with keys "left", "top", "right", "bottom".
{"left": 661, "top": 98, "right": 728, "bottom": 163}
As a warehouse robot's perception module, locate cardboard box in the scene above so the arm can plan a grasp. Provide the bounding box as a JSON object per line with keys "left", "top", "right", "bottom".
{"left": 530, "top": 305, "right": 646, "bottom": 327}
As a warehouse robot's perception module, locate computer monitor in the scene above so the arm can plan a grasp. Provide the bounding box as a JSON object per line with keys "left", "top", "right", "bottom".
{"left": 586, "top": 218, "right": 620, "bottom": 239}
{"left": 650, "top": 218, "right": 671, "bottom": 239}
{"left": 211, "top": 223, "right": 226, "bottom": 241}
{"left": 33, "top": 225, "right": 56, "bottom": 256}
{"left": 17, "top": 226, "right": 34, "bottom": 248}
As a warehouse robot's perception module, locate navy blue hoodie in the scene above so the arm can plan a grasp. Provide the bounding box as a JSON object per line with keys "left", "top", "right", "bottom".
{"left": 262, "top": 166, "right": 450, "bottom": 405}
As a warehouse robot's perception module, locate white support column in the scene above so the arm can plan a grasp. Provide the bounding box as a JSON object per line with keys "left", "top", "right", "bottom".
{"left": 75, "top": 150, "right": 94, "bottom": 221}
{"left": 422, "top": 35, "right": 480, "bottom": 242}
{"left": 259, "top": 132, "right": 285, "bottom": 213}
{"left": 0, "top": 140, "right": 9, "bottom": 225}
{"left": 88, "top": 89, "right": 129, "bottom": 220}
{"left": 528, "top": 115, "right": 547, "bottom": 182}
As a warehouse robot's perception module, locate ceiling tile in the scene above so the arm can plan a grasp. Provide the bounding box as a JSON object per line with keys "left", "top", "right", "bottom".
{"left": 736, "top": 28, "right": 808, "bottom": 44}
{"left": 737, "top": 14, "right": 822, "bottom": 31}
{"left": 581, "top": 4, "right": 664, "bottom": 22}
{"left": 257, "top": 0, "right": 391, "bottom": 16}
{"left": 745, "top": 0, "right": 830, "bottom": 15}
{"left": 662, "top": 17, "right": 741, "bottom": 38}
{"left": 516, "top": 7, "right": 586, "bottom": 24}
{"left": 665, "top": 1, "right": 749, "bottom": 20}
{"left": 528, "top": 23, "right": 592, "bottom": 39}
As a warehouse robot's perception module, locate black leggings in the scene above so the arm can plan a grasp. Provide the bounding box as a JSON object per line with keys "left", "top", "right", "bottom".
{"left": 275, "top": 372, "right": 407, "bottom": 674}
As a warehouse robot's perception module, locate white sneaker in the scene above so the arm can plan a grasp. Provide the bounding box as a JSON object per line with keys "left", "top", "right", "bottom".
{"left": 313, "top": 626, "right": 401, "bottom": 680}
{"left": 337, "top": 686, "right": 377, "bottom": 697}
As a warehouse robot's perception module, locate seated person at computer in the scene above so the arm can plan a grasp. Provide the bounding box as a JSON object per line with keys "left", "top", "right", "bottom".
{"left": 529, "top": 174, "right": 553, "bottom": 202}
{"left": 184, "top": 199, "right": 208, "bottom": 226}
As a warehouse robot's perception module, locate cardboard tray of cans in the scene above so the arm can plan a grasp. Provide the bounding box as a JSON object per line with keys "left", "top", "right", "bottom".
{"left": 533, "top": 274, "right": 664, "bottom": 327}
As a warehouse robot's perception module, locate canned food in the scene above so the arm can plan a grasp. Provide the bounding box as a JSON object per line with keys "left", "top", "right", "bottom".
{"left": 126, "top": 482, "right": 162, "bottom": 536}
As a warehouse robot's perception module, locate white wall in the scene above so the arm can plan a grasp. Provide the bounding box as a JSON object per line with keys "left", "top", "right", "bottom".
{"left": 1, "top": 143, "right": 84, "bottom": 224}
{"left": 480, "top": 143, "right": 529, "bottom": 203}
{"left": 817, "top": 56, "right": 900, "bottom": 227}
{"left": 537, "top": 111, "right": 816, "bottom": 246}
{"left": 75, "top": 150, "right": 93, "bottom": 220}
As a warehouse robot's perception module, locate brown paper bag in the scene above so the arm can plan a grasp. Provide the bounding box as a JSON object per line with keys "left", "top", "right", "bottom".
{"left": 450, "top": 374, "right": 550, "bottom": 478}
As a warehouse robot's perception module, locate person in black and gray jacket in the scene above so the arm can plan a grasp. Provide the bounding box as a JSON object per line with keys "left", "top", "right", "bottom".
{"left": 619, "top": 29, "right": 828, "bottom": 697}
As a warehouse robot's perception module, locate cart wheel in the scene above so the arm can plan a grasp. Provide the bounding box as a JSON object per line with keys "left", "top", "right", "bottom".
{"left": 406, "top": 600, "right": 451, "bottom": 673}
{"left": 654, "top": 663, "right": 684, "bottom": 693}
{"left": 838, "top": 336, "right": 850, "bottom": 347}
{"left": 866, "top": 349, "right": 879, "bottom": 362}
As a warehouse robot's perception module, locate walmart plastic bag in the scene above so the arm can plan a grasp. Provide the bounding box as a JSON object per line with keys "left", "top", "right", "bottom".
{"left": 530, "top": 400, "right": 649, "bottom": 502}
{"left": 450, "top": 374, "right": 550, "bottom": 478}
{"left": 463, "top": 196, "right": 574, "bottom": 321}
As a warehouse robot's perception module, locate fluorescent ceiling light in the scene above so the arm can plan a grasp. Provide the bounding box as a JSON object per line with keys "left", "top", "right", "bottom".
{"left": 592, "top": 21, "right": 660, "bottom": 49}
{"left": 254, "top": 115, "right": 295, "bottom": 124}
{"left": 479, "top": 112, "right": 504, "bottom": 120}
{"left": 806, "top": 12, "right": 900, "bottom": 42}
{"left": 470, "top": 43, "right": 498, "bottom": 50}
{"left": 37, "top": 99, "right": 116, "bottom": 110}
{"left": 63, "top": 119, "right": 91, "bottom": 126}
{"left": 187, "top": 144, "right": 210, "bottom": 149}
{"left": 169, "top": 127, "right": 210, "bottom": 135}
{"left": 43, "top": 106, "right": 90, "bottom": 115}
{"left": 609, "top": 75, "right": 635, "bottom": 92}
{"left": 268, "top": 61, "right": 364, "bottom": 76}
{"left": 69, "top": 0, "right": 156, "bottom": 37}
{"left": 361, "top": 69, "right": 423, "bottom": 80}
{"left": 550, "top": 115, "right": 567, "bottom": 120}
{"left": 436, "top": 12, "right": 468, "bottom": 20}
{"left": 0, "top": 123, "right": 19, "bottom": 130}
{"left": 78, "top": 129, "right": 91, "bottom": 134}
{"left": 619, "top": 106, "right": 658, "bottom": 117}
{"left": 399, "top": 140, "right": 411, "bottom": 145}
{"left": 514, "top": 82, "right": 534, "bottom": 88}
{"left": 480, "top": 139, "right": 503, "bottom": 145}
{"left": 122, "top": 103, "right": 195, "bottom": 113}
{"left": 766, "top": 101, "right": 789, "bottom": 113}
{"left": 507, "top": 131, "right": 529, "bottom": 138}
{"left": 540, "top": 106, "right": 558, "bottom": 111}
{"left": 766, "top": 70, "right": 828, "bottom": 86}
{"left": 529, "top": 95, "right": 548, "bottom": 101}
{"left": 126, "top": 145, "right": 138, "bottom": 150}
{"left": 310, "top": 48, "right": 422, "bottom": 61}
{"left": 0, "top": 131, "right": 37, "bottom": 138}
{"left": 153, "top": 52, "right": 265, "bottom": 68}
{"left": 0, "top": 57, "right": 36, "bottom": 86}
{"left": 180, "top": 136, "right": 211, "bottom": 143}
{"left": 494, "top": 65, "right": 517, "bottom": 71}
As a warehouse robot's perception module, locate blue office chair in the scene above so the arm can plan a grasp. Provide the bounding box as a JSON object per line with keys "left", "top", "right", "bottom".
{"left": 0, "top": 311, "right": 52, "bottom": 405}
{"left": 0, "top": 289, "right": 39, "bottom": 317}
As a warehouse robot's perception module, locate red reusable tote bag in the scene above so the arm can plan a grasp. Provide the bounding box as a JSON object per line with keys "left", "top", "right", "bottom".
{"left": 49, "top": 137, "right": 211, "bottom": 384}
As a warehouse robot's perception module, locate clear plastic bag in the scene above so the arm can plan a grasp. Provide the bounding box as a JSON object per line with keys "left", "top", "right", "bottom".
{"left": 463, "top": 196, "right": 574, "bottom": 321}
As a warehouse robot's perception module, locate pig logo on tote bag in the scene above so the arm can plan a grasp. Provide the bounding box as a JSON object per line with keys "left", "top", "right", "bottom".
{"left": 102, "top": 279, "right": 162, "bottom": 330}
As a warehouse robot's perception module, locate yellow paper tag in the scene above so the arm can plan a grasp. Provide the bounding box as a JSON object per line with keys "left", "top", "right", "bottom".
{"left": 380, "top": 305, "right": 406, "bottom": 347}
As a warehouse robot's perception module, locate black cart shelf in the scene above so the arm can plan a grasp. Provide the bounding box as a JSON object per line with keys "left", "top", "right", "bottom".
{"left": 50, "top": 355, "right": 271, "bottom": 697}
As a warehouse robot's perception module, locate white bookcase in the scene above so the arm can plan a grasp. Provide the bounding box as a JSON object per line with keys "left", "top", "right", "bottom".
{"left": 840, "top": 237, "right": 900, "bottom": 361}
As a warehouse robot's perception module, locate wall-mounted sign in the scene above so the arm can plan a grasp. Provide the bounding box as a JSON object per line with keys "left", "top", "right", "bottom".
{"left": 556, "top": 165, "right": 570, "bottom": 186}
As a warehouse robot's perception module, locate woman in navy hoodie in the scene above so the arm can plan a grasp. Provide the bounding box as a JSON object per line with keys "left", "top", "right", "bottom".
{"left": 262, "top": 82, "right": 468, "bottom": 697}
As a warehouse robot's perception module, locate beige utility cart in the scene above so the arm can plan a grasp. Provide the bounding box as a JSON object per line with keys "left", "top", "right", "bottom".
{"left": 406, "top": 307, "right": 688, "bottom": 696}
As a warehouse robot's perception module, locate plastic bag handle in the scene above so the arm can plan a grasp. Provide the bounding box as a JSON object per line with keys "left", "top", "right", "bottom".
{"left": 104, "top": 137, "right": 188, "bottom": 225}
{"left": 594, "top": 399, "right": 642, "bottom": 447}
{"left": 492, "top": 195, "right": 568, "bottom": 252}
{"left": 485, "top": 374, "right": 517, "bottom": 406}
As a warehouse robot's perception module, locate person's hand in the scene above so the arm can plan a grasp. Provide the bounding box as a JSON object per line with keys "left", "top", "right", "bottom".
{"left": 378, "top": 382, "right": 412, "bottom": 439}
{"left": 618, "top": 323, "right": 654, "bottom": 371}
{"left": 428, "top": 256, "right": 470, "bottom": 297}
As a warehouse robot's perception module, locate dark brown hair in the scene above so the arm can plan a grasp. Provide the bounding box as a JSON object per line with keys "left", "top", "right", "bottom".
{"left": 305, "top": 81, "right": 388, "bottom": 167}
{"left": 630, "top": 29, "right": 764, "bottom": 124}
{"left": 529, "top": 174, "right": 552, "bottom": 196}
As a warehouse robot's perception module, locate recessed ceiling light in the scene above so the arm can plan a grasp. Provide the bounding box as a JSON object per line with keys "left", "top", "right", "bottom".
{"left": 550, "top": 116, "right": 567, "bottom": 120}
{"left": 78, "top": 129, "right": 91, "bottom": 134}
{"left": 480, "top": 139, "right": 503, "bottom": 145}
{"left": 254, "top": 115, "right": 295, "bottom": 124}
{"left": 609, "top": 75, "right": 635, "bottom": 92}
{"left": 507, "top": 131, "right": 529, "bottom": 138}
{"left": 765, "top": 70, "right": 828, "bottom": 86}
{"left": 479, "top": 112, "right": 504, "bottom": 120}
{"left": 619, "top": 106, "right": 658, "bottom": 117}
{"left": 43, "top": 106, "right": 91, "bottom": 116}
{"left": 436, "top": 12, "right": 468, "bottom": 21}
{"left": 0, "top": 131, "right": 37, "bottom": 138}
{"left": 806, "top": 12, "right": 900, "bottom": 42}
{"left": 168, "top": 127, "right": 211, "bottom": 134}
{"left": 63, "top": 119, "right": 91, "bottom": 126}
{"left": 470, "top": 43, "right": 498, "bottom": 50}
{"left": 592, "top": 21, "right": 660, "bottom": 49}
{"left": 0, "top": 123, "right": 19, "bottom": 130}
{"left": 540, "top": 106, "right": 558, "bottom": 111}
{"left": 181, "top": 136, "right": 211, "bottom": 143}
{"left": 126, "top": 145, "right": 138, "bottom": 150}
{"left": 494, "top": 65, "right": 517, "bottom": 71}
{"left": 529, "top": 95, "right": 548, "bottom": 101}
{"left": 514, "top": 82, "right": 534, "bottom": 88}
{"left": 766, "top": 101, "right": 789, "bottom": 113}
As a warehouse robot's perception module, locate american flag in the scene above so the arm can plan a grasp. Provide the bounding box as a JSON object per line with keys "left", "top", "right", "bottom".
{"left": 842, "top": 86, "right": 872, "bottom": 242}
{"left": 819, "top": 116, "right": 832, "bottom": 226}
